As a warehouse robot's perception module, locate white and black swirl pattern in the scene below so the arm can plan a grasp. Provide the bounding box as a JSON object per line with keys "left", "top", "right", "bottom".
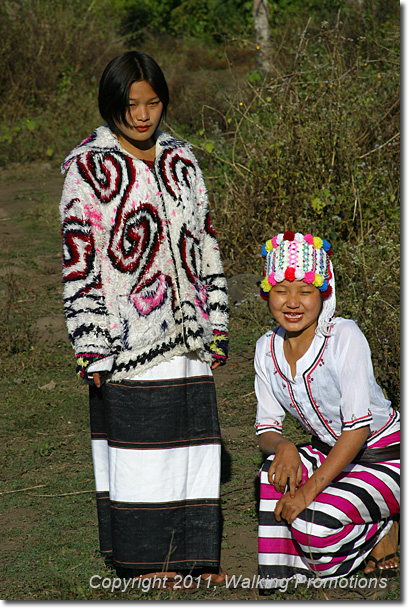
{"left": 108, "top": 202, "right": 163, "bottom": 279}
{"left": 77, "top": 151, "right": 133, "bottom": 205}
{"left": 158, "top": 149, "right": 197, "bottom": 202}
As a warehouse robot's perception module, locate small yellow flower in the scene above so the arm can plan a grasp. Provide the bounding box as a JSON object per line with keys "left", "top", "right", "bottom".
{"left": 256, "top": 45, "right": 261, "bottom": 50}
{"left": 329, "top": 83, "right": 333, "bottom": 88}
{"left": 265, "top": 240, "right": 273, "bottom": 253}
{"left": 377, "top": 73, "right": 381, "bottom": 79}
{"left": 239, "top": 102, "right": 244, "bottom": 107}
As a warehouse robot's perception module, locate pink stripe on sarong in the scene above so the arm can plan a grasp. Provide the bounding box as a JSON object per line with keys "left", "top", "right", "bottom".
{"left": 259, "top": 536, "right": 300, "bottom": 556}
{"left": 304, "top": 523, "right": 379, "bottom": 572}
{"left": 308, "top": 553, "right": 348, "bottom": 572}
{"left": 313, "top": 491, "right": 364, "bottom": 523}
{"left": 293, "top": 523, "right": 355, "bottom": 549}
{"left": 343, "top": 471, "right": 400, "bottom": 514}
{"left": 260, "top": 483, "right": 282, "bottom": 500}
{"left": 368, "top": 431, "right": 400, "bottom": 449}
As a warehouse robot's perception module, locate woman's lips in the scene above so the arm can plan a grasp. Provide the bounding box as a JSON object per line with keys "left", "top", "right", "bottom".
{"left": 284, "top": 312, "right": 303, "bottom": 321}
{"left": 135, "top": 125, "right": 150, "bottom": 132}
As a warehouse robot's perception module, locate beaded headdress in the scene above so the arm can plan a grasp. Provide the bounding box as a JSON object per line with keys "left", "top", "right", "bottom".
{"left": 260, "top": 230, "right": 336, "bottom": 335}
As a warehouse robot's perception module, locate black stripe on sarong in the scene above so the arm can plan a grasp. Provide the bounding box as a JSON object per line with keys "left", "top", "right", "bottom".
{"left": 91, "top": 432, "right": 107, "bottom": 440}
{"left": 259, "top": 510, "right": 289, "bottom": 527}
{"left": 102, "top": 375, "right": 220, "bottom": 445}
{"left": 297, "top": 508, "right": 343, "bottom": 529}
{"left": 260, "top": 459, "right": 272, "bottom": 472}
{"left": 307, "top": 522, "right": 382, "bottom": 561}
{"left": 110, "top": 498, "right": 218, "bottom": 511}
{"left": 298, "top": 445, "right": 322, "bottom": 470}
{"left": 330, "top": 481, "right": 382, "bottom": 522}
{"left": 259, "top": 564, "right": 312, "bottom": 581}
{"left": 258, "top": 507, "right": 342, "bottom": 529}
{"left": 108, "top": 436, "right": 221, "bottom": 450}
{"left": 96, "top": 492, "right": 112, "bottom": 556}
{"left": 110, "top": 499, "right": 221, "bottom": 570}
{"left": 89, "top": 385, "right": 106, "bottom": 435}
{"left": 365, "top": 462, "right": 400, "bottom": 486}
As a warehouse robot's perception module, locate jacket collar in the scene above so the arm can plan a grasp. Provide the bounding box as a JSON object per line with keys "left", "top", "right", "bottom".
{"left": 61, "top": 125, "right": 188, "bottom": 173}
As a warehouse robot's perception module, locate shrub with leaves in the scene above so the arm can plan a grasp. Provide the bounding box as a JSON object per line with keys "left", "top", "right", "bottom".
{"left": 0, "top": 0, "right": 124, "bottom": 164}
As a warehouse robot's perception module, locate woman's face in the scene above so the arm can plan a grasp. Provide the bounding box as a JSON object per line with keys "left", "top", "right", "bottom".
{"left": 116, "top": 80, "right": 163, "bottom": 150}
{"left": 268, "top": 280, "right": 322, "bottom": 338}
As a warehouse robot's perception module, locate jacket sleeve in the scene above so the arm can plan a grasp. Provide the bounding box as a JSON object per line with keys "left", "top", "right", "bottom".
{"left": 60, "top": 160, "right": 114, "bottom": 360}
{"left": 193, "top": 157, "right": 229, "bottom": 363}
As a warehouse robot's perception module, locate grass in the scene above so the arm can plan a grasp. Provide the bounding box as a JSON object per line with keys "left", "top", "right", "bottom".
{"left": 0, "top": 168, "right": 400, "bottom": 601}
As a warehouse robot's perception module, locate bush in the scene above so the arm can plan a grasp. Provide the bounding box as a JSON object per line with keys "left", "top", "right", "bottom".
{"left": 188, "top": 15, "right": 399, "bottom": 261}
{"left": 0, "top": 0, "right": 124, "bottom": 165}
{"left": 180, "top": 9, "right": 399, "bottom": 403}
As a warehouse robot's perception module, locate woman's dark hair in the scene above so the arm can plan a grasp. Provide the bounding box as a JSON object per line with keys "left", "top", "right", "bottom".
{"left": 98, "top": 51, "right": 169, "bottom": 131}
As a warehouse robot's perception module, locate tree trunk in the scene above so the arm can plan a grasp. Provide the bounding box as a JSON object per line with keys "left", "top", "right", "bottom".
{"left": 253, "top": 0, "right": 272, "bottom": 73}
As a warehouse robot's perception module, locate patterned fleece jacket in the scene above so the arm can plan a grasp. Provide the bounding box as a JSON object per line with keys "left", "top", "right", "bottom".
{"left": 60, "top": 126, "right": 229, "bottom": 381}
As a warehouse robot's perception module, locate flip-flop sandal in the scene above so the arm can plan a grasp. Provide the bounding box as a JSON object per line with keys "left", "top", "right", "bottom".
{"left": 164, "top": 573, "right": 196, "bottom": 591}
{"left": 365, "top": 552, "right": 399, "bottom": 576}
{"left": 200, "top": 568, "right": 228, "bottom": 586}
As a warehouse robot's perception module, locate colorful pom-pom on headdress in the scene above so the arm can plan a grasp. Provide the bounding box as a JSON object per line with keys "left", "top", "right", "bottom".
{"left": 260, "top": 231, "right": 333, "bottom": 301}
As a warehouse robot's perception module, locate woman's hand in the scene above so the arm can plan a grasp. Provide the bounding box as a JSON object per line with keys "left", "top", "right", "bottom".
{"left": 274, "top": 485, "right": 316, "bottom": 524}
{"left": 274, "top": 426, "right": 370, "bottom": 524}
{"left": 93, "top": 373, "right": 101, "bottom": 387}
{"left": 267, "top": 440, "right": 303, "bottom": 497}
{"left": 211, "top": 361, "right": 221, "bottom": 370}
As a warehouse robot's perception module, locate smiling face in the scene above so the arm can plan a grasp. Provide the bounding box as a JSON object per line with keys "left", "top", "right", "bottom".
{"left": 268, "top": 280, "right": 323, "bottom": 339}
{"left": 115, "top": 80, "right": 163, "bottom": 154}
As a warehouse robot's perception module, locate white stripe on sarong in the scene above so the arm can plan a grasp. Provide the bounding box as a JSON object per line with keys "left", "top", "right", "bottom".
{"left": 92, "top": 440, "right": 220, "bottom": 502}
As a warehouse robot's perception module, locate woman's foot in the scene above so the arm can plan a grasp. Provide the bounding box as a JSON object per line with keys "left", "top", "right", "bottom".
{"left": 364, "top": 521, "right": 399, "bottom": 573}
{"left": 201, "top": 568, "right": 227, "bottom": 585}
{"left": 134, "top": 572, "right": 180, "bottom": 588}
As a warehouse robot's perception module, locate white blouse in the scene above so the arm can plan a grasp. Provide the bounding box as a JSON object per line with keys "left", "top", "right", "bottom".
{"left": 254, "top": 317, "right": 399, "bottom": 446}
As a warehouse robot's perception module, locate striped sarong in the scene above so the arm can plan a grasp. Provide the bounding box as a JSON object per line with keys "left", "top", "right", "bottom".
{"left": 258, "top": 437, "right": 400, "bottom": 584}
{"left": 89, "top": 353, "right": 222, "bottom": 572}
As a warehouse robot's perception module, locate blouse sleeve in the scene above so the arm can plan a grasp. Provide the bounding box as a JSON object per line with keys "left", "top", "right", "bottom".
{"left": 254, "top": 334, "right": 286, "bottom": 435}
{"left": 335, "top": 320, "right": 374, "bottom": 431}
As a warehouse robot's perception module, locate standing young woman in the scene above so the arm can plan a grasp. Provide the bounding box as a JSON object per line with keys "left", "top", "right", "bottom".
{"left": 60, "top": 51, "right": 229, "bottom": 587}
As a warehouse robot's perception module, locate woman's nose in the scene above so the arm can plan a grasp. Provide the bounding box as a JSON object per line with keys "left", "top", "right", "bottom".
{"left": 286, "top": 295, "right": 300, "bottom": 307}
{"left": 135, "top": 105, "right": 149, "bottom": 121}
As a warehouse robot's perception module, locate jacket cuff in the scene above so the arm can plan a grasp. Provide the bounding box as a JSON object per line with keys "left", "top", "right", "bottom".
{"left": 76, "top": 353, "right": 106, "bottom": 381}
{"left": 209, "top": 330, "right": 229, "bottom": 365}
